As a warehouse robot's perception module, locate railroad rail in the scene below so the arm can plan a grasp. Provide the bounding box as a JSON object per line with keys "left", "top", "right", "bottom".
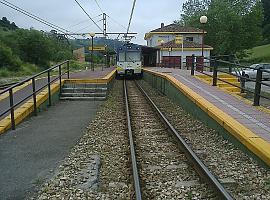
{"left": 124, "top": 79, "right": 233, "bottom": 200}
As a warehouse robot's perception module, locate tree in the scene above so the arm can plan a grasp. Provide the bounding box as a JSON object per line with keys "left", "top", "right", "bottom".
{"left": 0, "top": 42, "right": 21, "bottom": 71}
{"left": 0, "top": 17, "right": 18, "bottom": 30}
{"left": 181, "top": 0, "right": 210, "bottom": 23}
{"left": 15, "top": 29, "right": 53, "bottom": 67}
{"left": 179, "top": 0, "right": 263, "bottom": 54}
{"left": 262, "top": 0, "right": 270, "bottom": 43}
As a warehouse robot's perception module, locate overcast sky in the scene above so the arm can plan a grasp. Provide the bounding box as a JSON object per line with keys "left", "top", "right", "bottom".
{"left": 0, "top": 0, "right": 185, "bottom": 44}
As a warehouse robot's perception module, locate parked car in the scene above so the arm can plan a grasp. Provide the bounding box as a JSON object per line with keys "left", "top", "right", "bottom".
{"left": 234, "top": 63, "right": 270, "bottom": 81}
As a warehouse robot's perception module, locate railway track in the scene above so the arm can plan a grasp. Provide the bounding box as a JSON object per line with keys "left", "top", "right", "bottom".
{"left": 124, "top": 80, "right": 233, "bottom": 200}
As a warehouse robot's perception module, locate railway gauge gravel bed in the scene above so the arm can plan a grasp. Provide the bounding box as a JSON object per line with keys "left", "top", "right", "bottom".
{"left": 124, "top": 80, "right": 233, "bottom": 199}
{"left": 35, "top": 81, "right": 132, "bottom": 199}
{"left": 138, "top": 79, "right": 270, "bottom": 200}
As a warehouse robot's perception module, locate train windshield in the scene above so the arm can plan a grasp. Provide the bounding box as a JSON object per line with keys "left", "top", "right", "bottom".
{"left": 126, "top": 52, "right": 140, "bottom": 62}
{"left": 118, "top": 52, "right": 125, "bottom": 62}
{"left": 118, "top": 52, "right": 140, "bottom": 62}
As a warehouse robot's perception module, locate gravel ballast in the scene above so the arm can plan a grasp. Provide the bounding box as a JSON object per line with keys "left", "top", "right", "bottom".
{"left": 36, "top": 81, "right": 132, "bottom": 199}
{"left": 139, "top": 79, "right": 270, "bottom": 199}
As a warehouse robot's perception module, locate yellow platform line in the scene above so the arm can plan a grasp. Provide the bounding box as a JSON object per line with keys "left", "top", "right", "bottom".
{"left": 144, "top": 68, "right": 270, "bottom": 166}
{"left": 0, "top": 69, "right": 116, "bottom": 135}
{"left": 64, "top": 69, "right": 116, "bottom": 84}
{"left": 0, "top": 80, "right": 64, "bottom": 134}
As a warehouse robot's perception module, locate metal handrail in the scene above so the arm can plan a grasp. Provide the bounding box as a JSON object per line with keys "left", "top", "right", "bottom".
{"left": 0, "top": 61, "right": 69, "bottom": 95}
{"left": 0, "top": 60, "right": 70, "bottom": 130}
{"left": 190, "top": 55, "right": 270, "bottom": 106}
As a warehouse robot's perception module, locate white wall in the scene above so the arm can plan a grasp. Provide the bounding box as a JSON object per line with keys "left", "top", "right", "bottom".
{"left": 147, "top": 34, "right": 203, "bottom": 47}
{"left": 156, "top": 49, "right": 211, "bottom": 67}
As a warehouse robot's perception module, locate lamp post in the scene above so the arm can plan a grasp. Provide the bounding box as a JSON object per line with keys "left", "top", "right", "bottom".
{"left": 89, "top": 32, "right": 95, "bottom": 71}
{"left": 104, "top": 54, "right": 106, "bottom": 71}
{"left": 200, "top": 16, "right": 207, "bottom": 57}
{"left": 160, "top": 40, "right": 165, "bottom": 67}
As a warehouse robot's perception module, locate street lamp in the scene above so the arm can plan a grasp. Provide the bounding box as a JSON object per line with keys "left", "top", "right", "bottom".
{"left": 104, "top": 54, "right": 106, "bottom": 71}
{"left": 160, "top": 40, "right": 165, "bottom": 67}
{"left": 89, "top": 32, "right": 95, "bottom": 71}
{"left": 200, "top": 16, "right": 207, "bottom": 57}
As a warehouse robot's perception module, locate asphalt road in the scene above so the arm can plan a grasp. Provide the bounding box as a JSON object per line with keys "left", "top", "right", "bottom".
{"left": 245, "top": 81, "right": 270, "bottom": 108}
{"left": 0, "top": 100, "right": 102, "bottom": 200}
{"left": 245, "top": 80, "right": 270, "bottom": 93}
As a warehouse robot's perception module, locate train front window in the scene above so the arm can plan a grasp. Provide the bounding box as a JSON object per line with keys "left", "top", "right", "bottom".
{"left": 126, "top": 52, "right": 140, "bottom": 62}
{"left": 118, "top": 52, "right": 125, "bottom": 62}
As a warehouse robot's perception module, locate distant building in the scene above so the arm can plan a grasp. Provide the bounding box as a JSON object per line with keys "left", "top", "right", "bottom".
{"left": 144, "top": 23, "right": 213, "bottom": 68}
{"left": 73, "top": 47, "right": 85, "bottom": 63}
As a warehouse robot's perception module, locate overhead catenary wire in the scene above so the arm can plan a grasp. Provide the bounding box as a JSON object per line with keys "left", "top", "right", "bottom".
{"left": 0, "top": 0, "right": 77, "bottom": 39}
{"left": 93, "top": 0, "right": 103, "bottom": 13}
{"left": 66, "top": 14, "right": 102, "bottom": 30}
{"left": 107, "top": 14, "right": 127, "bottom": 31}
{"left": 1, "top": 0, "right": 69, "bottom": 33}
{"left": 73, "top": 19, "right": 102, "bottom": 33}
{"left": 73, "top": 0, "right": 103, "bottom": 32}
{"left": 126, "top": 0, "right": 137, "bottom": 35}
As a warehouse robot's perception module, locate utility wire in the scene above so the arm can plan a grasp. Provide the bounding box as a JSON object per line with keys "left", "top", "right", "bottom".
{"left": 0, "top": 0, "right": 78, "bottom": 40}
{"left": 107, "top": 14, "right": 127, "bottom": 31}
{"left": 93, "top": 0, "right": 103, "bottom": 13}
{"left": 74, "top": 0, "right": 103, "bottom": 32}
{"left": 1, "top": 0, "right": 69, "bottom": 33}
{"left": 126, "top": 0, "right": 137, "bottom": 34}
{"left": 66, "top": 14, "right": 102, "bottom": 29}
{"left": 73, "top": 19, "right": 102, "bottom": 33}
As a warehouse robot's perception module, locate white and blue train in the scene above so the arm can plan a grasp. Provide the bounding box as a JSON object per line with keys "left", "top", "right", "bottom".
{"left": 116, "top": 43, "right": 143, "bottom": 77}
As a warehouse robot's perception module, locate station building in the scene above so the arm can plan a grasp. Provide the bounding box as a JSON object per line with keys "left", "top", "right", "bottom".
{"left": 144, "top": 23, "right": 213, "bottom": 68}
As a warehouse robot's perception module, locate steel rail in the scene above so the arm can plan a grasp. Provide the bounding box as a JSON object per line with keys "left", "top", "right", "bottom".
{"left": 123, "top": 79, "right": 142, "bottom": 200}
{"left": 135, "top": 80, "right": 234, "bottom": 200}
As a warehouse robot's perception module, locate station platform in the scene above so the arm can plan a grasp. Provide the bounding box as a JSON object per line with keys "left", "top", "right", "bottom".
{"left": 0, "top": 67, "right": 115, "bottom": 199}
{"left": 145, "top": 67, "right": 270, "bottom": 166}
{"left": 0, "top": 67, "right": 114, "bottom": 120}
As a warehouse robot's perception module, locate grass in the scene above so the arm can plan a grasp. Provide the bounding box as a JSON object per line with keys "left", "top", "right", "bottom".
{"left": 243, "top": 44, "right": 270, "bottom": 63}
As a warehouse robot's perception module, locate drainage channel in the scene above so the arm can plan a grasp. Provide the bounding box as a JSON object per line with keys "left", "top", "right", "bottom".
{"left": 124, "top": 79, "right": 233, "bottom": 199}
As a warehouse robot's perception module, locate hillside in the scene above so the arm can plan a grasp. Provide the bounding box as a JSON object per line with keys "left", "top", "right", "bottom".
{"left": 244, "top": 44, "right": 270, "bottom": 63}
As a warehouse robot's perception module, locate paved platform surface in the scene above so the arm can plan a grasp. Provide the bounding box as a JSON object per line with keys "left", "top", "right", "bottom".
{"left": 148, "top": 67, "right": 270, "bottom": 143}
{"left": 0, "top": 100, "right": 102, "bottom": 200}
{"left": 0, "top": 67, "right": 114, "bottom": 120}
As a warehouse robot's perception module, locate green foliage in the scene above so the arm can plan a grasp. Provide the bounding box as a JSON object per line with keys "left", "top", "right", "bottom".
{"left": 262, "top": 0, "right": 270, "bottom": 43}
{"left": 0, "top": 17, "right": 18, "bottom": 30}
{"left": 16, "top": 29, "right": 53, "bottom": 68}
{"left": 180, "top": 0, "right": 264, "bottom": 55}
{"left": 0, "top": 42, "right": 21, "bottom": 71}
{"left": 0, "top": 17, "right": 73, "bottom": 77}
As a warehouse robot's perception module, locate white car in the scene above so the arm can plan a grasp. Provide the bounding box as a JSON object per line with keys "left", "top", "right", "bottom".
{"left": 238, "top": 63, "right": 270, "bottom": 80}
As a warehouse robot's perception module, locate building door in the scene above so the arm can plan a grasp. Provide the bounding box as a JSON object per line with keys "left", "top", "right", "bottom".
{"left": 162, "top": 56, "right": 181, "bottom": 68}
{"left": 196, "top": 56, "right": 204, "bottom": 72}
{"left": 186, "top": 56, "right": 193, "bottom": 70}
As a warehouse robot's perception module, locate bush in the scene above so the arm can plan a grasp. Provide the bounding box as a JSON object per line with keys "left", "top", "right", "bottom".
{"left": 0, "top": 42, "right": 21, "bottom": 71}
{"left": 0, "top": 69, "right": 9, "bottom": 77}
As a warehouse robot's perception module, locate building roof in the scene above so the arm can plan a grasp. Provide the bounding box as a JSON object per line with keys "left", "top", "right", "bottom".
{"left": 157, "top": 39, "right": 213, "bottom": 50}
{"left": 145, "top": 23, "right": 204, "bottom": 39}
{"left": 151, "top": 23, "right": 203, "bottom": 33}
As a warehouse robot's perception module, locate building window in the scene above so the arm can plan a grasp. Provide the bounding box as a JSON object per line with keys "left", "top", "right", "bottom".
{"left": 186, "top": 37, "right": 194, "bottom": 42}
